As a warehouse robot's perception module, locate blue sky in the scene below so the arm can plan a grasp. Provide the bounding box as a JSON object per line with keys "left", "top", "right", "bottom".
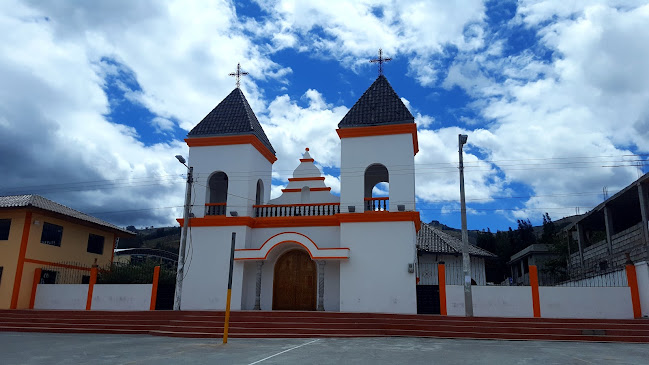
{"left": 1, "top": 0, "right": 648, "bottom": 231}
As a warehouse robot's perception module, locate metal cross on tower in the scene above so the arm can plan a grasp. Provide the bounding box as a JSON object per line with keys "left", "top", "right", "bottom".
{"left": 370, "top": 48, "right": 392, "bottom": 76}
{"left": 229, "top": 63, "right": 249, "bottom": 88}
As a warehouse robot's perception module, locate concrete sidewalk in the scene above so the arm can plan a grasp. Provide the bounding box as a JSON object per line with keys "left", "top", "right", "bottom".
{"left": 1, "top": 332, "right": 648, "bottom": 365}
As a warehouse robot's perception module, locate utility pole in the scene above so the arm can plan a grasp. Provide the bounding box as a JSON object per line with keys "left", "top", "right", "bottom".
{"left": 458, "top": 134, "right": 473, "bottom": 317}
{"left": 174, "top": 155, "right": 193, "bottom": 311}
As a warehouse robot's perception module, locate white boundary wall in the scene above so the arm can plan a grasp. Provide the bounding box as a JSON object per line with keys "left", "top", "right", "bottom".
{"left": 636, "top": 261, "right": 649, "bottom": 317}
{"left": 445, "top": 285, "right": 533, "bottom": 317}
{"left": 538, "top": 286, "right": 633, "bottom": 319}
{"left": 34, "top": 284, "right": 88, "bottom": 310}
{"left": 34, "top": 284, "right": 153, "bottom": 311}
{"left": 91, "top": 284, "right": 153, "bottom": 311}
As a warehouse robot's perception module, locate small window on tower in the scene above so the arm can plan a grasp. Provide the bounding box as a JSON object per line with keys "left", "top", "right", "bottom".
{"left": 87, "top": 234, "right": 105, "bottom": 255}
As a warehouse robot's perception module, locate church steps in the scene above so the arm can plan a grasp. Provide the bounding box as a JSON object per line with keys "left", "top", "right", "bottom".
{"left": 1, "top": 310, "right": 647, "bottom": 343}
{"left": 160, "top": 318, "right": 649, "bottom": 332}
{"left": 149, "top": 329, "right": 649, "bottom": 343}
{"left": 1, "top": 310, "right": 645, "bottom": 326}
{"left": 153, "top": 323, "right": 649, "bottom": 337}
{"left": 3, "top": 318, "right": 647, "bottom": 336}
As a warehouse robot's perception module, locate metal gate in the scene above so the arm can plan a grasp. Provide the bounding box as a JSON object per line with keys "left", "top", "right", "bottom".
{"left": 416, "top": 285, "right": 440, "bottom": 314}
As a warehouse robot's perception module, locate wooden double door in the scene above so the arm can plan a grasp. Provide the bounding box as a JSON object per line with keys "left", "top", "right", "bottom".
{"left": 272, "top": 250, "right": 317, "bottom": 311}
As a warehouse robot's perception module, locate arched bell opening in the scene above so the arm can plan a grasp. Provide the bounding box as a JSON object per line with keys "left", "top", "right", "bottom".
{"left": 364, "top": 163, "right": 389, "bottom": 211}
{"left": 255, "top": 179, "right": 264, "bottom": 205}
{"left": 206, "top": 171, "right": 228, "bottom": 215}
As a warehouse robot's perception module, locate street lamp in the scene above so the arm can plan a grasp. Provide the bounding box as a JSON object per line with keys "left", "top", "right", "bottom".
{"left": 458, "top": 134, "right": 473, "bottom": 317}
{"left": 174, "top": 154, "right": 193, "bottom": 310}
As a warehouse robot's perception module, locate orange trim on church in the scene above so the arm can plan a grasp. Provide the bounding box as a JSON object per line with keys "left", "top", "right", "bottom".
{"left": 288, "top": 177, "right": 325, "bottom": 182}
{"left": 234, "top": 231, "right": 350, "bottom": 261}
{"left": 336, "top": 123, "right": 419, "bottom": 155}
{"left": 177, "top": 216, "right": 255, "bottom": 228}
{"left": 337, "top": 211, "right": 421, "bottom": 231}
{"left": 185, "top": 135, "right": 277, "bottom": 164}
{"left": 178, "top": 211, "right": 420, "bottom": 231}
{"left": 254, "top": 215, "right": 339, "bottom": 228}
{"left": 235, "top": 241, "right": 349, "bottom": 260}
{"left": 299, "top": 158, "right": 315, "bottom": 162}
{"left": 281, "top": 187, "right": 332, "bottom": 192}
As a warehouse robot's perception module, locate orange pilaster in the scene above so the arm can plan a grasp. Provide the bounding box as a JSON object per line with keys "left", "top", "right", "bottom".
{"left": 529, "top": 265, "right": 541, "bottom": 318}
{"left": 438, "top": 263, "right": 447, "bottom": 316}
{"left": 150, "top": 266, "right": 161, "bottom": 310}
{"left": 29, "top": 268, "right": 42, "bottom": 309}
{"left": 626, "top": 265, "right": 642, "bottom": 319}
{"left": 86, "top": 267, "right": 98, "bottom": 310}
{"left": 11, "top": 211, "right": 32, "bottom": 309}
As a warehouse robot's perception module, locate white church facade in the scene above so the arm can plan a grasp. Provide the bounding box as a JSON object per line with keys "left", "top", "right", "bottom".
{"left": 176, "top": 73, "right": 480, "bottom": 314}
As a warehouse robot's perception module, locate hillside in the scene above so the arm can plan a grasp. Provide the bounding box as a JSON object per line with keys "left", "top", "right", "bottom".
{"left": 117, "top": 226, "right": 180, "bottom": 254}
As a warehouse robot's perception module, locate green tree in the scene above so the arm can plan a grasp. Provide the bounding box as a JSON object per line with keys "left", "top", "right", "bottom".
{"left": 540, "top": 213, "right": 557, "bottom": 245}
{"left": 516, "top": 218, "right": 536, "bottom": 250}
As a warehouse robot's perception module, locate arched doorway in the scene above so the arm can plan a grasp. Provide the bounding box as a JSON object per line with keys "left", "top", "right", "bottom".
{"left": 272, "top": 249, "right": 317, "bottom": 310}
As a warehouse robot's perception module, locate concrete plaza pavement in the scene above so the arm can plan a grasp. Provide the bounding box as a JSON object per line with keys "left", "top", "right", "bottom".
{"left": 1, "top": 332, "right": 648, "bottom": 365}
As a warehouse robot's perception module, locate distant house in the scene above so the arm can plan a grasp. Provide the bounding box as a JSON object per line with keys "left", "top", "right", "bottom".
{"left": 564, "top": 172, "right": 649, "bottom": 279}
{"left": 416, "top": 223, "right": 496, "bottom": 286}
{"left": 508, "top": 244, "right": 561, "bottom": 285}
{"left": 415, "top": 223, "right": 496, "bottom": 314}
{"left": 0, "top": 195, "right": 134, "bottom": 309}
{"left": 113, "top": 248, "right": 178, "bottom": 267}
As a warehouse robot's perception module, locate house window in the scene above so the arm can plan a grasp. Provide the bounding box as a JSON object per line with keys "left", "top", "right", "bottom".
{"left": 40, "top": 270, "right": 57, "bottom": 284}
{"left": 87, "top": 234, "right": 105, "bottom": 255}
{"left": 0, "top": 219, "right": 10, "bottom": 240}
{"left": 0, "top": 267, "right": 3, "bottom": 285}
{"left": 41, "top": 222, "right": 63, "bottom": 246}
{"left": 523, "top": 257, "right": 529, "bottom": 274}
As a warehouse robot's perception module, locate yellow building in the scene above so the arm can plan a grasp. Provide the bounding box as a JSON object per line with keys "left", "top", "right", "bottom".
{"left": 0, "top": 195, "right": 134, "bottom": 309}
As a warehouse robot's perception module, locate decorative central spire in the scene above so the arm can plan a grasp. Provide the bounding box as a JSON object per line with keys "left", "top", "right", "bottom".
{"left": 229, "top": 63, "right": 249, "bottom": 88}
{"left": 370, "top": 48, "right": 392, "bottom": 76}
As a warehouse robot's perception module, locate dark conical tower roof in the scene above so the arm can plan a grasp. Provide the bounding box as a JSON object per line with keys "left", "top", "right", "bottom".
{"left": 338, "top": 75, "right": 414, "bottom": 128}
{"left": 188, "top": 88, "right": 275, "bottom": 154}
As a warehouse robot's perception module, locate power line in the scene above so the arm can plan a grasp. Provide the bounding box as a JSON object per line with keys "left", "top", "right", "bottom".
{"left": 1, "top": 154, "right": 644, "bottom": 196}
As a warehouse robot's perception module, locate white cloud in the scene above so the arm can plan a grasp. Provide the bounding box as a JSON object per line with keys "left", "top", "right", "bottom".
{"left": 442, "top": 2, "right": 649, "bottom": 218}
{"left": 270, "top": 184, "right": 285, "bottom": 199}
{"left": 261, "top": 89, "right": 348, "bottom": 178}
{"left": 415, "top": 127, "right": 503, "bottom": 204}
{"left": 0, "top": 0, "right": 288, "bottom": 226}
{"left": 3, "top": 0, "right": 648, "bottom": 230}
{"left": 250, "top": 0, "right": 486, "bottom": 80}
{"left": 151, "top": 117, "right": 175, "bottom": 133}
{"left": 324, "top": 174, "right": 341, "bottom": 194}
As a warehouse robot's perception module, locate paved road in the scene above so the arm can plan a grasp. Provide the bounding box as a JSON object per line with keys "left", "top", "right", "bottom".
{"left": 1, "top": 332, "right": 648, "bottom": 364}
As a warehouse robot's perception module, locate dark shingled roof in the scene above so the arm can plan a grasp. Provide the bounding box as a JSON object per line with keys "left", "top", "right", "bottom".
{"left": 338, "top": 75, "right": 415, "bottom": 128}
{"left": 417, "top": 223, "right": 496, "bottom": 257}
{"left": 187, "top": 88, "right": 276, "bottom": 154}
{"left": 0, "top": 195, "right": 134, "bottom": 236}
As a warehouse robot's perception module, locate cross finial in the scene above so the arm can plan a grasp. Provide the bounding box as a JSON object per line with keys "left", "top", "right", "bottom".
{"left": 229, "top": 63, "right": 249, "bottom": 88}
{"left": 370, "top": 48, "right": 392, "bottom": 76}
